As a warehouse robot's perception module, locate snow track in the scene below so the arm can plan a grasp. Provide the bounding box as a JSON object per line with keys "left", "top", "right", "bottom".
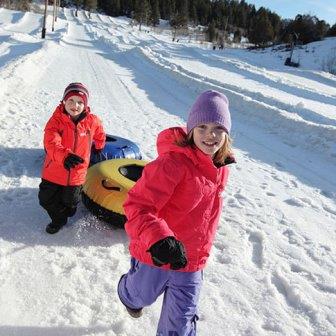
{"left": 0, "top": 7, "right": 335, "bottom": 336}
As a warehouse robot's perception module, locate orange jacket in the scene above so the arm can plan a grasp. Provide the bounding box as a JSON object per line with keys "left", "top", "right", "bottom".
{"left": 41, "top": 104, "right": 105, "bottom": 186}
{"left": 124, "top": 127, "right": 230, "bottom": 272}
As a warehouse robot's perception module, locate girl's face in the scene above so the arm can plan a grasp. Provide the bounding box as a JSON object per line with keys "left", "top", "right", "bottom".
{"left": 192, "top": 122, "right": 227, "bottom": 157}
{"left": 64, "top": 95, "right": 85, "bottom": 118}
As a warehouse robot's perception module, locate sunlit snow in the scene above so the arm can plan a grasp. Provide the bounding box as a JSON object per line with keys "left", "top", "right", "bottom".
{"left": 0, "top": 6, "right": 335, "bottom": 336}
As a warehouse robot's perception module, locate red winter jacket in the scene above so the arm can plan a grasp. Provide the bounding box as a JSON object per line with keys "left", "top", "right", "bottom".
{"left": 124, "top": 127, "right": 230, "bottom": 272}
{"left": 41, "top": 104, "right": 105, "bottom": 186}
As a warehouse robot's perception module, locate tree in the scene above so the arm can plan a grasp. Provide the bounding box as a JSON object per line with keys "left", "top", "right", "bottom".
{"left": 248, "top": 8, "right": 274, "bottom": 46}
{"left": 327, "top": 23, "right": 336, "bottom": 37}
{"left": 170, "top": 0, "right": 188, "bottom": 40}
{"left": 133, "top": 0, "right": 150, "bottom": 31}
{"left": 207, "top": 21, "right": 216, "bottom": 42}
{"left": 74, "top": 0, "right": 83, "bottom": 16}
{"left": 189, "top": 0, "right": 197, "bottom": 25}
{"left": 268, "top": 12, "right": 282, "bottom": 42}
{"left": 84, "top": 0, "right": 97, "bottom": 12}
{"left": 150, "top": 0, "right": 160, "bottom": 26}
{"left": 316, "top": 19, "right": 329, "bottom": 40}
{"left": 287, "top": 14, "right": 328, "bottom": 44}
{"left": 233, "top": 29, "right": 241, "bottom": 43}
{"left": 159, "top": 0, "right": 174, "bottom": 20}
{"left": 0, "top": 0, "right": 31, "bottom": 10}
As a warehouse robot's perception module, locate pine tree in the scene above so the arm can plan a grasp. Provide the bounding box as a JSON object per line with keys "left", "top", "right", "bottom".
{"left": 189, "top": 0, "right": 197, "bottom": 25}
{"left": 248, "top": 8, "right": 274, "bottom": 46}
{"left": 84, "top": 0, "right": 97, "bottom": 12}
{"left": 327, "top": 23, "right": 336, "bottom": 37}
{"left": 207, "top": 21, "right": 216, "bottom": 42}
{"left": 133, "top": 0, "right": 150, "bottom": 30}
{"left": 150, "top": 0, "right": 160, "bottom": 26}
{"left": 316, "top": 19, "right": 329, "bottom": 40}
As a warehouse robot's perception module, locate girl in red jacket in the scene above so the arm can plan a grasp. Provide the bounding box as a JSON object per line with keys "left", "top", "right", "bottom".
{"left": 118, "top": 90, "right": 235, "bottom": 335}
{"left": 38, "top": 83, "right": 105, "bottom": 234}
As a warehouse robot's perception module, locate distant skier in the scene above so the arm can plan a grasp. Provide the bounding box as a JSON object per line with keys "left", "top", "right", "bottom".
{"left": 118, "top": 90, "right": 235, "bottom": 335}
{"left": 38, "top": 82, "right": 106, "bottom": 234}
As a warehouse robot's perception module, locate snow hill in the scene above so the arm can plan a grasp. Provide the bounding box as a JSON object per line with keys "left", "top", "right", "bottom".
{"left": 0, "top": 6, "right": 335, "bottom": 336}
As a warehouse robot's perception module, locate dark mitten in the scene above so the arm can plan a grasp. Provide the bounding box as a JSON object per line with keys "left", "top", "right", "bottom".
{"left": 148, "top": 237, "right": 188, "bottom": 270}
{"left": 92, "top": 146, "right": 105, "bottom": 161}
{"left": 92, "top": 146, "right": 103, "bottom": 154}
{"left": 169, "top": 240, "right": 188, "bottom": 270}
{"left": 63, "top": 153, "right": 84, "bottom": 170}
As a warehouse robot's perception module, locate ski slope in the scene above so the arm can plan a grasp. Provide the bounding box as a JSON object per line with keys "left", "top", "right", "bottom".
{"left": 0, "top": 6, "right": 335, "bottom": 336}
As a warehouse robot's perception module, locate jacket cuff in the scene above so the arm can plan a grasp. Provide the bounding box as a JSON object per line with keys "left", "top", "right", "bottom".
{"left": 141, "top": 219, "right": 175, "bottom": 249}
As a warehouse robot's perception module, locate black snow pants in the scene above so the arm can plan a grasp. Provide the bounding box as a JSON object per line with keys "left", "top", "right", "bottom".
{"left": 38, "top": 179, "right": 82, "bottom": 226}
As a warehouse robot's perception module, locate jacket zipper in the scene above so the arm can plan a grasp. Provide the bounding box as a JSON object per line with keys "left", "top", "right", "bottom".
{"left": 67, "top": 126, "right": 78, "bottom": 186}
{"left": 87, "top": 130, "right": 92, "bottom": 153}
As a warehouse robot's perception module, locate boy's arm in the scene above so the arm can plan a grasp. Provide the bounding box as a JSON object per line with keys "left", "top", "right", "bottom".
{"left": 92, "top": 117, "right": 106, "bottom": 150}
{"left": 44, "top": 118, "right": 71, "bottom": 164}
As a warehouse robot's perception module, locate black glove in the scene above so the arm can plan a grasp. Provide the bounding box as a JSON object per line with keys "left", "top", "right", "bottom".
{"left": 92, "top": 146, "right": 105, "bottom": 161}
{"left": 92, "top": 146, "right": 103, "bottom": 155}
{"left": 148, "top": 236, "right": 188, "bottom": 270}
{"left": 63, "top": 153, "right": 84, "bottom": 170}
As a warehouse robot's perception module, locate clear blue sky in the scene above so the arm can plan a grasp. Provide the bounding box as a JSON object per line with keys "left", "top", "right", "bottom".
{"left": 249, "top": 0, "right": 336, "bottom": 25}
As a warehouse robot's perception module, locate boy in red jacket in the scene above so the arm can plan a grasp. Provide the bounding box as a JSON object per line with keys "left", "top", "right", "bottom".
{"left": 38, "top": 82, "right": 106, "bottom": 234}
{"left": 118, "top": 90, "right": 235, "bottom": 335}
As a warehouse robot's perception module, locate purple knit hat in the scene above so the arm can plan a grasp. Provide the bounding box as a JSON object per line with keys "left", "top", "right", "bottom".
{"left": 187, "top": 90, "right": 231, "bottom": 134}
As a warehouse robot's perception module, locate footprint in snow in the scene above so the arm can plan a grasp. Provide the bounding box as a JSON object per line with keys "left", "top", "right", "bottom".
{"left": 322, "top": 204, "right": 336, "bottom": 215}
{"left": 284, "top": 197, "right": 319, "bottom": 209}
{"left": 260, "top": 182, "right": 268, "bottom": 190}
{"left": 290, "top": 263, "right": 336, "bottom": 295}
{"left": 234, "top": 192, "right": 256, "bottom": 207}
{"left": 248, "top": 231, "right": 264, "bottom": 269}
{"left": 289, "top": 179, "right": 298, "bottom": 188}
{"left": 226, "top": 197, "right": 243, "bottom": 209}
{"left": 271, "top": 172, "right": 283, "bottom": 182}
{"left": 284, "top": 198, "right": 305, "bottom": 207}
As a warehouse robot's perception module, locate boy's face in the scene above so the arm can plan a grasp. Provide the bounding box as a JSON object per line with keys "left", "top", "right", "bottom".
{"left": 192, "top": 122, "right": 227, "bottom": 157}
{"left": 64, "top": 95, "right": 85, "bottom": 118}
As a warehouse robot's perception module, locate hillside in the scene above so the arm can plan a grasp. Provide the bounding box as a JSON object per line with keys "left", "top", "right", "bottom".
{"left": 0, "top": 6, "right": 335, "bottom": 336}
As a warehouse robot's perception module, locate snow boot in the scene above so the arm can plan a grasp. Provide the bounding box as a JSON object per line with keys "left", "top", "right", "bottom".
{"left": 125, "top": 305, "right": 143, "bottom": 318}
{"left": 45, "top": 222, "right": 64, "bottom": 234}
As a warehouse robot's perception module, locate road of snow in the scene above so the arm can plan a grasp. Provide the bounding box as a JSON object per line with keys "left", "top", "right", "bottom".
{"left": 0, "top": 7, "right": 335, "bottom": 336}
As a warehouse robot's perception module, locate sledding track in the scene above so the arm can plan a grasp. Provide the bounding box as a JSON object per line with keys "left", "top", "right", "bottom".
{"left": 0, "top": 6, "right": 335, "bottom": 336}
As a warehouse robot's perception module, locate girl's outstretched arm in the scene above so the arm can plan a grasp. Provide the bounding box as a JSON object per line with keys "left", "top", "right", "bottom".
{"left": 123, "top": 153, "right": 184, "bottom": 250}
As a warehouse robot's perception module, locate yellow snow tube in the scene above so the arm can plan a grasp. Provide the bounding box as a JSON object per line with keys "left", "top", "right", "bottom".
{"left": 82, "top": 158, "right": 147, "bottom": 228}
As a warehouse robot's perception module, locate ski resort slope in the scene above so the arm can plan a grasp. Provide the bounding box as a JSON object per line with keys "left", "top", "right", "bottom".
{"left": 0, "top": 6, "right": 335, "bottom": 336}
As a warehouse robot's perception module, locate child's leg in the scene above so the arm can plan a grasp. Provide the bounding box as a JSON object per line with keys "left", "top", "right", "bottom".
{"left": 118, "top": 258, "right": 168, "bottom": 310}
{"left": 157, "top": 270, "right": 202, "bottom": 336}
{"left": 38, "top": 180, "right": 81, "bottom": 233}
{"left": 61, "top": 185, "right": 82, "bottom": 217}
{"left": 38, "top": 179, "right": 68, "bottom": 226}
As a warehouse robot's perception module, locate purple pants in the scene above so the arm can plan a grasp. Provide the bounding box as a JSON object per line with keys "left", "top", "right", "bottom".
{"left": 118, "top": 258, "right": 203, "bottom": 336}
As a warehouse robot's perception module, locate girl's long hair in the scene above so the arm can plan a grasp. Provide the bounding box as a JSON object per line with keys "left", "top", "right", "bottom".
{"left": 176, "top": 131, "right": 233, "bottom": 166}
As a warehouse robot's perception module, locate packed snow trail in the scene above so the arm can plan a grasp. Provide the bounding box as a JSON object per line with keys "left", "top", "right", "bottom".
{"left": 0, "top": 7, "right": 335, "bottom": 336}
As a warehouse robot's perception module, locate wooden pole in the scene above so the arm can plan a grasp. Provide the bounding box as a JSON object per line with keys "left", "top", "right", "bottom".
{"left": 52, "top": 0, "right": 56, "bottom": 31}
{"left": 55, "top": 0, "right": 59, "bottom": 22}
{"left": 41, "top": 0, "right": 48, "bottom": 39}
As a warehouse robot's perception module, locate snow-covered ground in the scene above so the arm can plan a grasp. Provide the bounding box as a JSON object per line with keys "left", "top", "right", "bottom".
{"left": 0, "top": 6, "right": 335, "bottom": 336}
